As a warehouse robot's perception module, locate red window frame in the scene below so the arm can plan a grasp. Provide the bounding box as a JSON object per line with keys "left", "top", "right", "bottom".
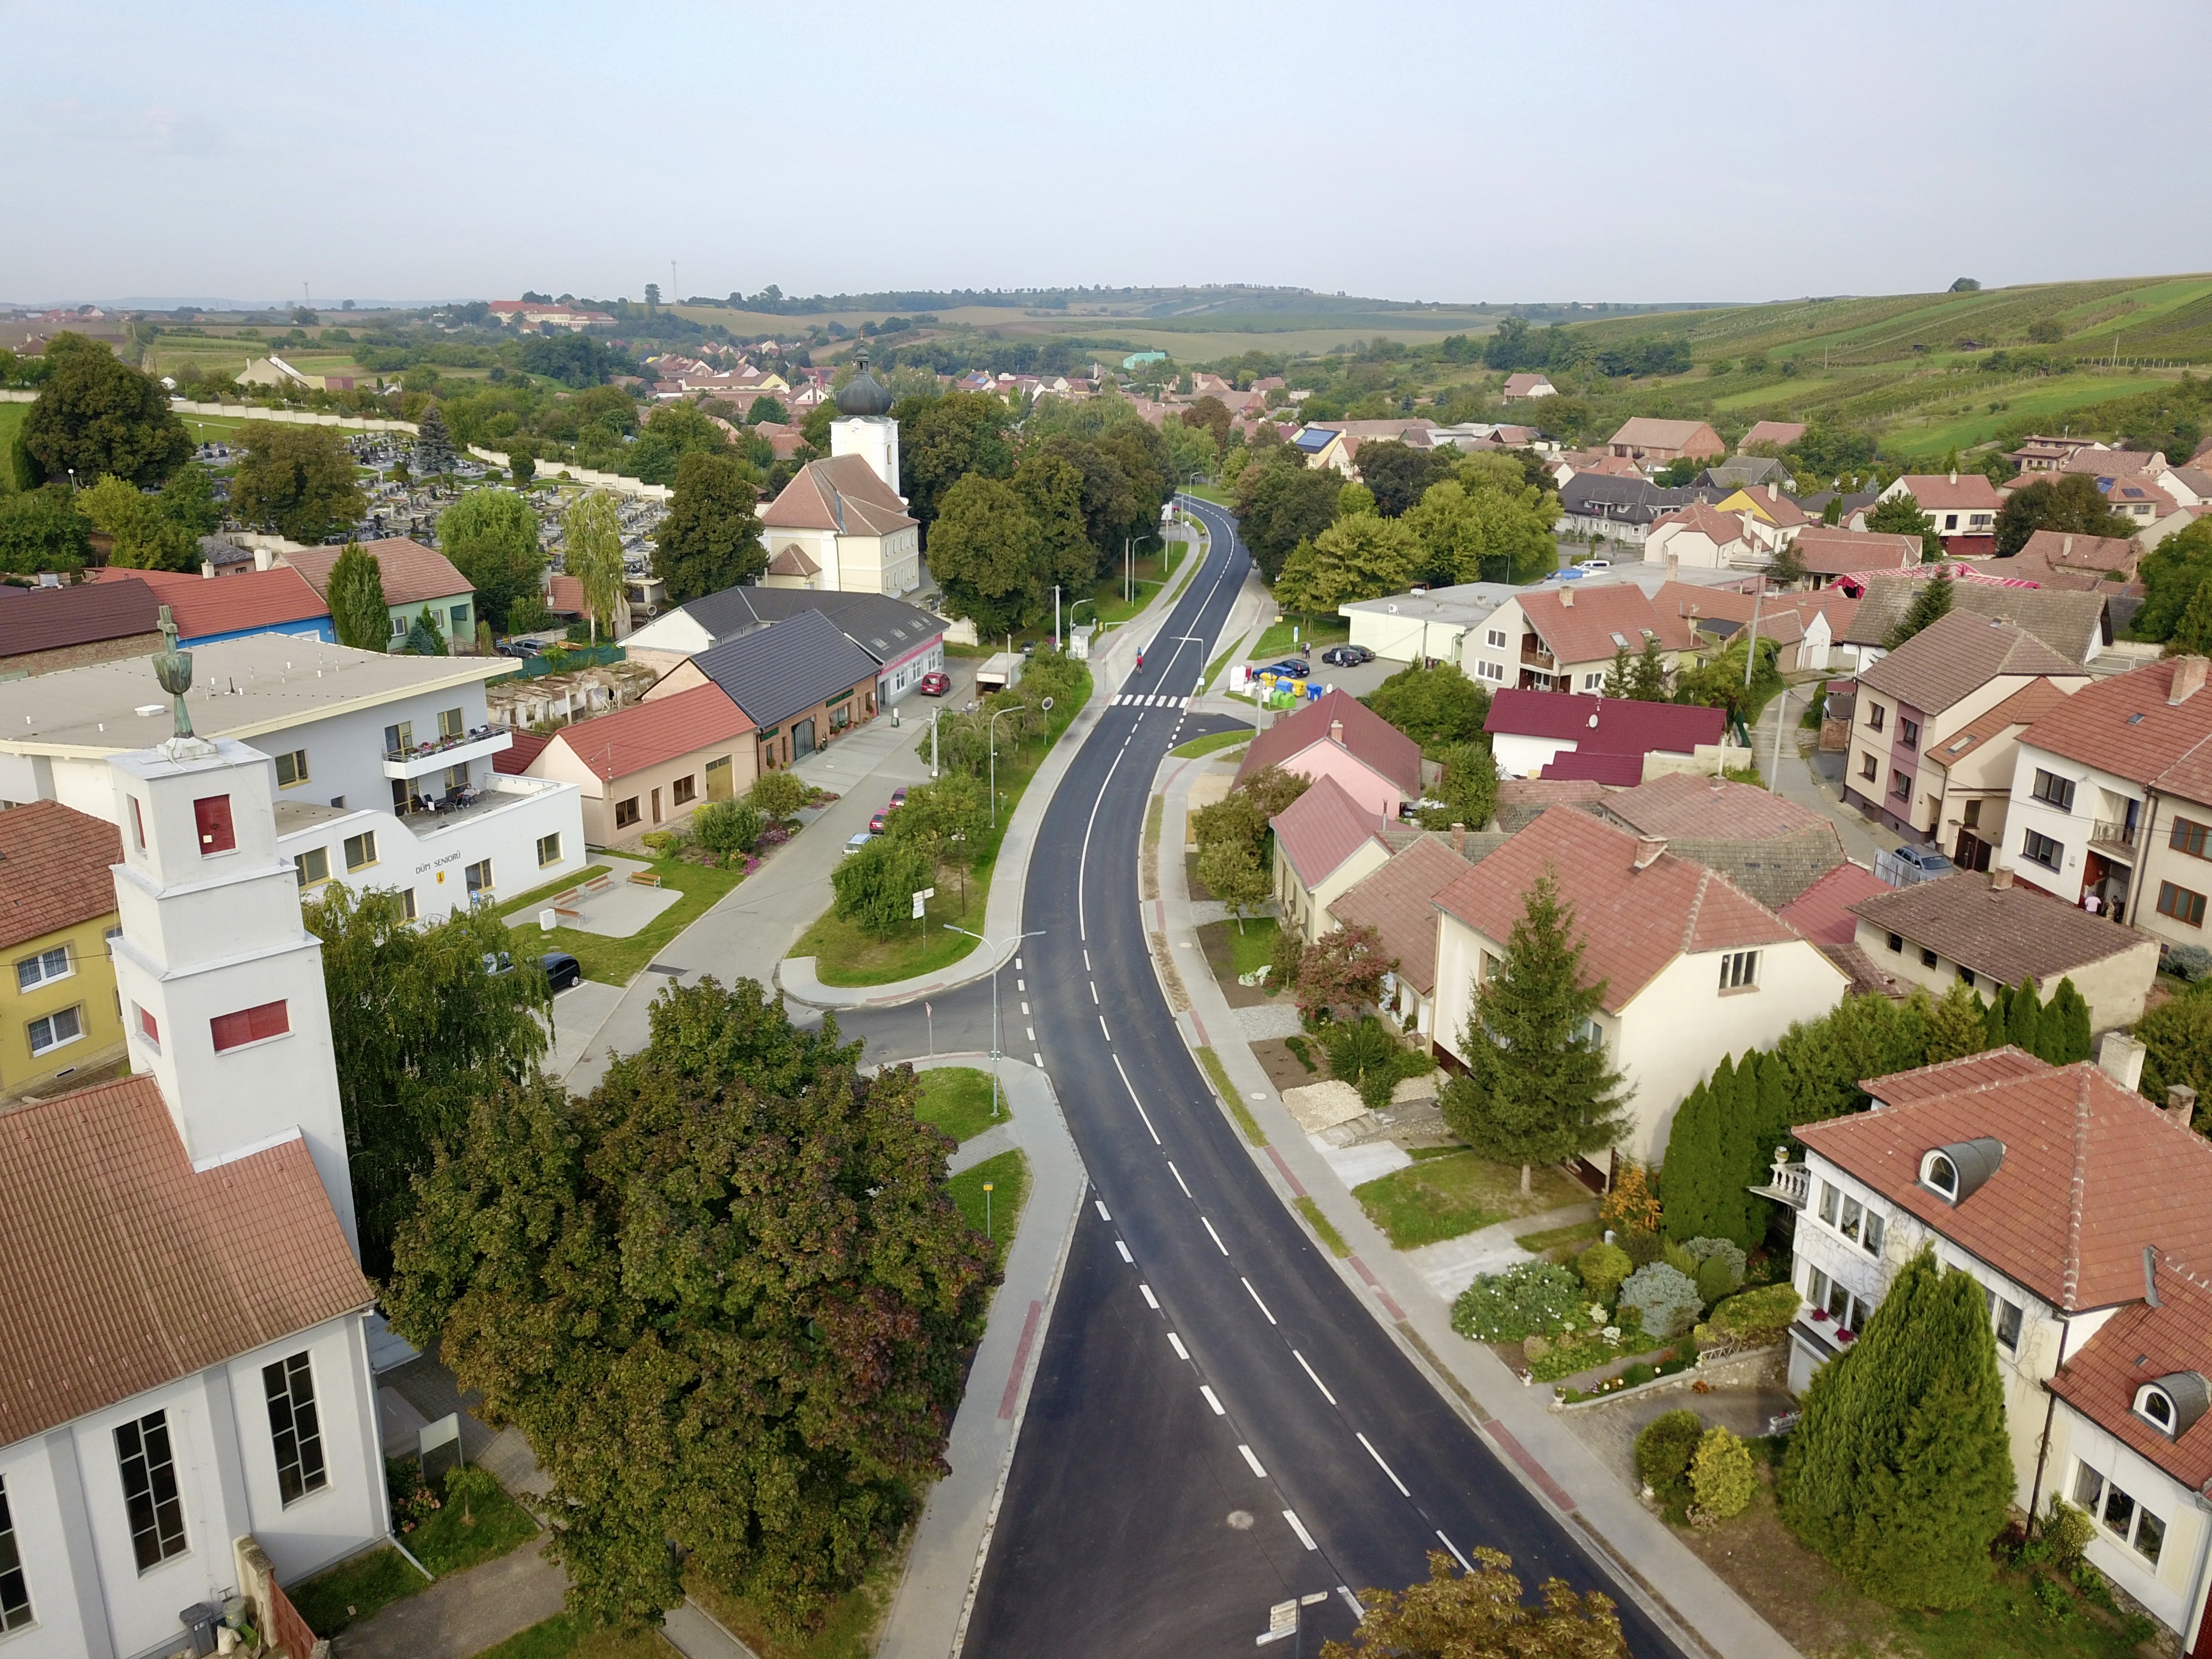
{"left": 211, "top": 1000, "right": 289, "bottom": 1052}
{"left": 193, "top": 795, "right": 236, "bottom": 855}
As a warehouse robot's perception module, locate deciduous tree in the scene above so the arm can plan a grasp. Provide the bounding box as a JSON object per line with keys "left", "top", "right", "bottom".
{"left": 830, "top": 836, "right": 935, "bottom": 940}
{"left": 926, "top": 474, "right": 1042, "bottom": 637}
{"left": 157, "top": 464, "right": 222, "bottom": 536}
{"left": 384, "top": 978, "right": 994, "bottom": 1635}
{"left": 1237, "top": 458, "right": 1342, "bottom": 582}
{"left": 0, "top": 484, "right": 91, "bottom": 575}
{"left": 562, "top": 491, "right": 627, "bottom": 643}
{"left": 1402, "top": 469, "right": 1557, "bottom": 586}
{"left": 1274, "top": 512, "right": 1423, "bottom": 617}
{"left": 438, "top": 489, "right": 546, "bottom": 632}
{"left": 1321, "top": 1548, "right": 1624, "bottom": 1659}
{"left": 1865, "top": 492, "right": 1941, "bottom": 561}
{"left": 76, "top": 474, "right": 195, "bottom": 568}
{"left": 327, "top": 542, "right": 390, "bottom": 650}
{"left": 1292, "top": 921, "right": 1395, "bottom": 1021}
{"left": 1995, "top": 472, "right": 2135, "bottom": 557}
{"left": 1196, "top": 837, "right": 1270, "bottom": 931}
{"left": 652, "top": 450, "right": 766, "bottom": 602}
{"left": 232, "top": 422, "right": 367, "bottom": 542}
{"left": 2135, "top": 518, "right": 2212, "bottom": 643}
{"left": 902, "top": 392, "right": 1015, "bottom": 543}
{"left": 1439, "top": 872, "right": 1629, "bottom": 1193}
{"left": 1365, "top": 661, "right": 1490, "bottom": 753}
{"left": 21, "top": 333, "right": 190, "bottom": 488}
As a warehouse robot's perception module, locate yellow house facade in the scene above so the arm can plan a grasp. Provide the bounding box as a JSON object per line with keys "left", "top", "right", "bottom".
{"left": 1, "top": 801, "right": 127, "bottom": 1100}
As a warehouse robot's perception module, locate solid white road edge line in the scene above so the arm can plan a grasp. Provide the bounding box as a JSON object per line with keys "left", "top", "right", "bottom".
{"left": 1356, "top": 1432, "right": 1410, "bottom": 1496}
{"left": 1292, "top": 1349, "right": 1337, "bottom": 1405}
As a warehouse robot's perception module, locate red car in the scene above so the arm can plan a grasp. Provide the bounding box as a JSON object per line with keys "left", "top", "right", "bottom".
{"left": 869, "top": 812, "right": 889, "bottom": 834}
{"left": 889, "top": 788, "right": 908, "bottom": 807}
{"left": 918, "top": 671, "right": 951, "bottom": 696}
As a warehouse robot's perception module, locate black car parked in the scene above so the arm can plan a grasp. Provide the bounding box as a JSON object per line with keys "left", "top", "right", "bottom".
{"left": 541, "top": 951, "right": 583, "bottom": 992}
{"left": 1320, "top": 644, "right": 1374, "bottom": 667}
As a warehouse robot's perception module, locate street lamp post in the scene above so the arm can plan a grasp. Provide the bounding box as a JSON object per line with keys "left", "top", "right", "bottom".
{"left": 987, "top": 703, "right": 1027, "bottom": 828}
{"left": 944, "top": 925, "right": 1046, "bottom": 1119}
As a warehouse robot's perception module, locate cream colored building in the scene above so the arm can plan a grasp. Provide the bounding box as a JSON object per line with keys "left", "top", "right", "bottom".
{"left": 754, "top": 360, "right": 922, "bottom": 597}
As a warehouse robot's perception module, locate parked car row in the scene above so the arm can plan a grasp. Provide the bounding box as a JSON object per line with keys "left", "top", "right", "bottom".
{"left": 846, "top": 786, "right": 911, "bottom": 855}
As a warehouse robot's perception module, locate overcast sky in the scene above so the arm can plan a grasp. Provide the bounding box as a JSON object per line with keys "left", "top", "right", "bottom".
{"left": 7, "top": 0, "right": 2208, "bottom": 309}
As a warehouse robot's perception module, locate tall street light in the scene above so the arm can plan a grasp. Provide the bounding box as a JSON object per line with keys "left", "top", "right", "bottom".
{"left": 987, "top": 703, "right": 1026, "bottom": 828}
{"left": 944, "top": 926, "right": 1046, "bottom": 1119}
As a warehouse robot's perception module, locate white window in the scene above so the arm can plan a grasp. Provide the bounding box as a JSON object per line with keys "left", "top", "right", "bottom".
{"left": 1582, "top": 671, "right": 1605, "bottom": 691}
{"left": 1804, "top": 1265, "right": 1873, "bottom": 1333}
{"left": 2073, "top": 1466, "right": 2165, "bottom": 1566}
{"left": 27, "top": 1005, "right": 82, "bottom": 1056}
{"left": 14, "top": 945, "right": 70, "bottom": 992}
{"left": 1818, "top": 1180, "right": 1840, "bottom": 1227}
{"left": 1834, "top": 1194, "right": 1885, "bottom": 1255}
{"left": 1718, "top": 950, "right": 1760, "bottom": 990}
{"left": 1486, "top": 628, "right": 1507, "bottom": 649}
{"left": 0, "top": 1474, "right": 31, "bottom": 1630}
{"left": 1984, "top": 1288, "right": 2022, "bottom": 1352}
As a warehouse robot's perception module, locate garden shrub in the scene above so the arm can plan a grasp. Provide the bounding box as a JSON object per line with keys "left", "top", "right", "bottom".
{"left": 1267, "top": 925, "right": 1306, "bottom": 990}
{"left": 1451, "top": 1261, "right": 1585, "bottom": 1342}
{"left": 1636, "top": 1410, "right": 1703, "bottom": 1500}
{"left": 1323, "top": 1016, "right": 1432, "bottom": 1108}
{"left": 1576, "top": 1241, "right": 1632, "bottom": 1301}
{"left": 1620, "top": 1228, "right": 1663, "bottom": 1268}
{"left": 1620, "top": 1262, "right": 1703, "bottom": 1339}
{"left": 1696, "top": 1255, "right": 1737, "bottom": 1309}
{"left": 1704, "top": 1281, "right": 1800, "bottom": 1345}
{"left": 692, "top": 799, "right": 763, "bottom": 858}
{"left": 1682, "top": 1236, "right": 1747, "bottom": 1290}
{"left": 2043, "top": 1496, "right": 2093, "bottom": 1571}
{"left": 1662, "top": 1238, "right": 1699, "bottom": 1279}
{"left": 2167, "top": 943, "right": 2212, "bottom": 982}
{"left": 1692, "top": 1427, "right": 1756, "bottom": 1520}
{"left": 1620, "top": 1361, "right": 1657, "bottom": 1389}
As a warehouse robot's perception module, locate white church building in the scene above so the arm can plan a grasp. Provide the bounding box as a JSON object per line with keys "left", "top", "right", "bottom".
{"left": 0, "top": 697, "right": 389, "bottom": 1656}
{"left": 755, "top": 358, "right": 922, "bottom": 597}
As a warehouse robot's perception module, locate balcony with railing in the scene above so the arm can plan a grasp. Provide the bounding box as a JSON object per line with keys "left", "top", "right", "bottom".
{"left": 1749, "top": 1149, "right": 1810, "bottom": 1209}
{"left": 382, "top": 724, "right": 513, "bottom": 780}
{"left": 2088, "top": 818, "right": 2141, "bottom": 859}
{"left": 399, "top": 774, "right": 562, "bottom": 836}
{"left": 1520, "top": 643, "right": 1556, "bottom": 670}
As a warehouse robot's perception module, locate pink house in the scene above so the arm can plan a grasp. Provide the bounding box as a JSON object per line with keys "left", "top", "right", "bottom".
{"left": 1235, "top": 688, "right": 1422, "bottom": 821}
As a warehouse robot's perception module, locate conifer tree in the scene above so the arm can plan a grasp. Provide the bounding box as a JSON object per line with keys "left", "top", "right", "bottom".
{"left": 413, "top": 404, "right": 455, "bottom": 477}
{"left": 1923, "top": 980, "right": 1990, "bottom": 1064}
{"left": 326, "top": 541, "right": 390, "bottom": 651}
{"left": 1660, "top": 1077, "right": 1715, "bottom": 1241}
{"left": 1885, "top": 572, "right": 1954, "bottom": 648}
{"left": 2040, "top": 978, "right": 2093, "bottom": 1065}
{"left": 1781, "top": 1249, "right": 2015, "bottom": 1609}
{"left": 1439, "top": 872, "right": 1629, "bottom": 1194}
{"left": 2007, "top": 975, "right": 2043, "bottom": 1055}
{"left": 1629, "top": 638, "right": 1669, "bottom": 701}
{"left": 1984, "top": 982, "right": 2013, "bottom": 1048}
{"left": 1704, "top": 1055, "right": 1752, "bottom": 1250}
{"left": 1603, "top": 645, "right": 1632, "bottom": 698}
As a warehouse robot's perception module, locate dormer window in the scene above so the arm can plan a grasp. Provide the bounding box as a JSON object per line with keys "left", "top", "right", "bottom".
{"left": 1919, "top": 1138, "right": 2004, "bottom": 1204}
{"left": 2133, "top": 1373, "right": 2210, "bottom": 1441}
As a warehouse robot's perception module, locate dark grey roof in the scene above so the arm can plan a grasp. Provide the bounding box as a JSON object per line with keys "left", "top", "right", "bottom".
{"left": 1659, "top": 826, "right": 1846, "bottom": 911}
{"left": 689, "top": 609, "right": 881, "bottom": 729}
{"left": 1557, "top": 474, "right": 1718, "bottom": 526}
{"left": 1796, "top": 488, "right": 1882, "bottom": 518}
{"left": 1841, "top": 579, "right": 2110, "bottom": 661}
{"left": 678, "top": 585, "right": 948, "bottom": 665}
{"left": 836, "top": 360, "right": 893, "bottom": 418}
{"left": 1694, "top": 457, "right": 1789, "bottom": 489}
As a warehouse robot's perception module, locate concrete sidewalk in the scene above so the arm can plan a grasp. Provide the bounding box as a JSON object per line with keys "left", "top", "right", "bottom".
{"left": 1146, "top": 758, "right": 1798, "bottom": 1659}
{"left": 874, "top": 1056, "right": 1088, "bottom": 1659}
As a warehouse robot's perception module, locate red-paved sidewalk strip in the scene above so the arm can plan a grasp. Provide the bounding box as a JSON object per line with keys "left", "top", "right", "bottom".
{"left": 1264, "top": 1145, "right": 1307, "bottom": 1197}
{"left": 998, "top": 1300, "right": 1044, "bottom": 1418}
{"left": 1348, "top": 1254, "right": 1408, "bottom": 1320}
{"left": 1484, "top": 1421, "right": 1577, "bottom": 1512}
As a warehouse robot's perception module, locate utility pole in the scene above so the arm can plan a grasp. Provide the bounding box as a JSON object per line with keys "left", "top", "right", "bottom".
{"left": 1742, "top": 581, "right": 1764, "bottom": 689}
{"left": 929, "top": 706, "right": 940, "bottom": 779}
{"left": 1052, "top": 583, "right": 1061, "bottom": 651}
{"left": 1771, "top": 685, "right": 1791, "bottom": 785}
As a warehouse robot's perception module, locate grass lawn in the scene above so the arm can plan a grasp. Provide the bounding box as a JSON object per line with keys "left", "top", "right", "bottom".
{"left": 498, "top": 864, "right": 612, "bottom": 921}
{"left": 949, "top": 1148, "right": 1030, "bottom": 1264}
{"left": 1171, "top": 728, "right": 1252, "bottom": 760}
{"left": 290, "top": 1468, "right": 539, "bottom": 1637}
{"left": 473, "top": 1615, "right": 676, "bottom": 1658}
{"left": 1186, "top": 483, "right": 1234, "bottom": 505}
{"left": 684, "top": 1561, "right": 902, "bottom": 1659}
{"left": 793, "top": 666, "right": 1091, "bottom": 986}
{"left": 0, "top": 404, "right": 23, "bottom": 491}
{"left": 1201, "top": 640, "right": 1240, "bottom": 691}
{"left": 915, "top": 1066, "right": 1005, "bottom": 1143}
{"left": 1198, "top": 917, "right": 1282, "bottom": 984}
{"left": 1196, "top": 1046, "right": 1266, "bottom": 1145}
{"left": 504, "top": 856, "right": 747, "bottom": 985}
{"left": 1251, "top": 616, "right": 1350, "bottom": 658}
{"left": 1353, "top": 1152, "right": 1588, "bottom": 1249}
{"left": 1515, "top": 1218, "right": 1603, "bottom": 1255}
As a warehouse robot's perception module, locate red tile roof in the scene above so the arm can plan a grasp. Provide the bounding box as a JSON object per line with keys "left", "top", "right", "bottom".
{"left": 1799, "top": 1053, "right": 2212, "bottom": 1313}
{"left": 2016, "top": 656, "right": 2212, "bottom": 795}
{"left": 1328, "top": 833, "right": 1483, "bottom": 994}
{"left": 1896, "top": 473, "right": 2005, "bottom": 512}
{"left": 1235, "top": 688, "right": 1422, "bottom": 800}
{"left": 1516, "top": 583, "right": 1698, "bottom": 665}
{"left": 1432, "top": 806, "right": 1801, "bottom": 1013}
{"left": 0, "top": 800, "right": 122, "bottom": 951}
{"left": 1740, "top": 420, "right": 1807, "bottom": 451}
{"left": 1609, "top": 418, "right": 1724, "bottom": 456}
{"left": 1924, "top": 677, "right": 2073, "bottom": 769}
{"left": 1790, "top": 527, "right": 1922, "bottom": 577}
{"left": 283, "top": 538, "right": 472, "bottom": 607}
{"left": 1540, "top": 750, "right": 1646, "bottom": 785}
{"left": 1485, "top": 687, "right": 1726, "bottom": 756}
{"left": 546, "top": 682, "right": 755, "bottom": 781}
{"left": 2060, "top": 448, "right": 2162, "bottom": 478}
{"left": 2049, "top": 1265, "right": 2212, "bottom": 1489}
{"left": 0, "top": 1074, "right": 371, "bottom": 1444}
{"left": 1857, "top": 608, "right": 2083, "bottom": 716}
{"left": 494, "top": 728, "right": 552, "bottom": 775}
{"left": 2016, "top": 529, "right": 2141, "bottom": 575}
{"left": 1776, "top": 860, "right": 1893, "bottom": 947}
{"left": 1652, "top": 502, "right": 1755, "bottom": 548}
{"left": 1601, "top": 773, "right": 1830, "bottom": 841}
{"left": 1850, "top": 870, "right": 2147, "bottom": 988}
{"left": 0, "top": 577, "right": 161, "bottom": 659}
{"left": 545, "top": 574, "right": 587, "bottom": 614}
{"left": 1270, "top": 773, "right": 1390, "bottom": 888}
{"left": 761, "top": 454, "right": 915, "bottom": 536}
{"left": 87, "top": 564, "right": 327, "bottom": 639}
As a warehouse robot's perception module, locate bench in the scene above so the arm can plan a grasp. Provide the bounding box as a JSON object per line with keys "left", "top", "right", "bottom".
{"left": 627, "top": 870, "right": 662, "bottom": 889}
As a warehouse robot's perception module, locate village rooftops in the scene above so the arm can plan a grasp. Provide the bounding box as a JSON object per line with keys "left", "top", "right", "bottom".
{"left": 1739, "top": 420, "right": 1808, "bottom": 452}
{"left": 1789, "top": 527, "right": 1923, "bottom": 577}
{"left": 668, "top": 585, "right": 946, "bottom": 665}
{"left": 0, "top": 576, "right": 160, "bottom": 660}
{"left": 1516, "top": 582, "right": 1699, "bottom": 663}
{"left": 2015, "top": 656, "right": 2212, "bottom": 795}
{"left": 1327, "top": 831, "right": 1506, "bottom": 995}
{"left": 541, "top": 682, "right": 754, "bottom": 781}
{"left": 1599, "top": 772, "right": 1830, "bottom": 842}
{"left": 1801, "top": 1048, "right": 2212, "bottom": 1315}
{"left": 0, "top": 800, "right": 123, "bottom": 952}
{"left": 1895, "top": 472, "right": 2006, "bottom": 513}
{"left": 761, "top": 453, "right": 916, "bottom": 536}
{"left": 1236, "top": 687, "right": 1422, "bottom": 801}
{"left": 0, "top": 634, "right": 507, "bottom": 756}
{"left": 1850, "top": 869, "right": 2146, "bottom": 990}
{"left": 1484, "top": 687, "right": 1726, "bottom": 755}
{"left": 1432, "top": 805, "right": 1799, "bottom": 1015}
{"left": 1841, "top": 575, "right": 2111, "bottom": 662}
{"left": 1857, "top": 609, "right": 2086, "bottom": 716}
{"left": 284, "top": 538, "right": 471, "bottom": 607}
{"left": 0, "top": 1073, "right": 371, "bottom": 1446}
{"left": 686, "top": 608, "right": 881, "bottom": 731}
{"left": 1270, "top": 773, "right": 1395, "bottom": 888}
{"left": 1926, "top": 677, "right": 2075, "bottom": 766}
{"left": 85, "top": 564, "right": 327, "bottom": 641}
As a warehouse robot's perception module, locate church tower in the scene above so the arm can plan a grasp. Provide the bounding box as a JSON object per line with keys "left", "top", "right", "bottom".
{"left": 107, "top": 728, "right": 358, "bottom": 1256}
{"left": 830, "top": 354, "right": 901, "bottom": 495}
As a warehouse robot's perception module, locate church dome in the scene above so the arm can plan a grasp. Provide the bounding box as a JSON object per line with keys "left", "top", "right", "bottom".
{"left": 837, "top": 356, "right": 893, "bottom": 418}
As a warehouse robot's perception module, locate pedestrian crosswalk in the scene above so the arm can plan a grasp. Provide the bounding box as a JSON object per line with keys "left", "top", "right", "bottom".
{"left": 1112, "top": 693, "right": 1191, "bottom": 708}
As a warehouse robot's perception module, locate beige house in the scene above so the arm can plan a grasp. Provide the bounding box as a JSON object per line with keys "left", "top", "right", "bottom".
{"left": 521, "top": 681, "right": 756, "bottom": 846}
{"left": 1843, "top": 609, "right": 2091, "bottom": 842}
{"left": 1269, "top": 775, "right": 1406, "bottom": 942}
{"left": 1328, "top": 827, "right": 1506, "bottom": 1044}
{"left": 1430, "top": 807, "right": 1850, "bottom": 1165}
{"left": 1918, "top": 678, "right": 2075, "bottom": 872}
{"left": 1606, "top": 418, "right": 1724, "bottom": 465}
{"left": 759, "top": 455, "right": 922, "bottom": 597}
{"left": 1850, "top": 868, "right": 2158, "bottom": 1031}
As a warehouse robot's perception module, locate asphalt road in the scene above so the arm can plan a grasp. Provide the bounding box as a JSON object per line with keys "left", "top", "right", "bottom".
{"left": 842, "top": 499, "right": 1691, "bottom": 1657}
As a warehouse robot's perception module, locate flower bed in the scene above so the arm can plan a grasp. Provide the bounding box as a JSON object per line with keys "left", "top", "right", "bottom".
{"left": 1553, "top": 1342, "right": 1699, "bottom": 1403}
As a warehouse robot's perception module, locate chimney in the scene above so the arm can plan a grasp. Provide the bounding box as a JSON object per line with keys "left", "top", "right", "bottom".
{"left": 1329, "top": 718, "right": 1344, "bottom": 746}
{"left": 1634, "top": 835, "right": 1666, "bottom": 870}
{"left": 200, "top": 561, "right": 216, "bottom": 579}
{"left": 1949, "top": 468, "right": 1959, "bottom": 485}
{"left": 1451, "top": 822, "right": 1465, "bottom": 854}
{"left": 1768, "top": 482, "right": 1779, "bottom": 501}
{"left": 2172, "top": 656, "right": 2208, "bottom": 705}
{"left": 253, "top": 547, "right": 274, "bottom": 572}
{"left": 1561, "top": 587, "right": 1574, "bottom": 607}
{"left": 1990, "top": 866, "right": 2015, "bottom": 890}
{"left": 2168, "top": 1085, "right": 2199, "bottom": 1129}
{"left": 2099, "top": 1031, "right": 2147, "bottom": 1093}
{"left": 1666, "top": 550, "right": 1679, "bottom": 583}
{"left": 2062, "top": 534, "right": 2074, "bottom": 558}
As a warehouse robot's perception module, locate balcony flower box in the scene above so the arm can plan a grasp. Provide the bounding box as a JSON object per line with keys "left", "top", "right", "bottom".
{"left": 1809, "top": 1308, "right": 1832, "bottom": 1324}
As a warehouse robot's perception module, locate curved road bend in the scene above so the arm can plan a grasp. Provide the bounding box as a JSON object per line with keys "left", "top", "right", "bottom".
{"left": 842, "top": 499, "right": 1694, "bottom": 1657}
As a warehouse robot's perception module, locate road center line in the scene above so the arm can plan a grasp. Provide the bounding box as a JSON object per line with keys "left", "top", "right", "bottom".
{"left": 1140, "top": 1282, "right": 1158, "bottom": 1310}
{"left": 1202, "top": 1217, "right": 1229, "bottom": 1256}
{"left": 1282, "top": 1510, "right": 1318, "bottom": 1551}
{"left": 1115, "top": 1240, "right": 1133, "bottom": 1265}
{"left": 1089, "top": 983, "right": 1099, "bottom": 1004}
{"left": 1095, "top": 1199, "right": 1111, "bottom": 1222}
{"left": 1199, "top": 1384, "right": 1225, "bottom": 1415}
{"left": 1109, "top": 1053, "right": 1162, "bottom": 1145}
{"left": 1238, "top": 1444, "right": 1267, "bottom": 1479}
{"left": 1357, "top": 1432, "right": 1411, "bottom": 1496}
{"left": 1167, "top": 1161, "right": 1192, "bottom": 1197}
{"left": 1099, "top": 1015, "right": 1111, "bottom": 1040}
{"left": 1167, "top": 1331, "right": 1188, "bottom": 1360}
{"left": 1241, "top": 1277, "right": 1277, "bottom": 1325}
{"left": 1292, "top": 1349, "right": 1337, "bottom": 1405}
{"left": 1436, "top": 1531, "right": 1473, "bottom": 1572}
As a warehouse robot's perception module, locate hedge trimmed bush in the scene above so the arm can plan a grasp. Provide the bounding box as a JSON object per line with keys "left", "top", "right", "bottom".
{"left": 1682, "top": 1236, "right": 1747, "bottom": 1290}
{"left": 1620, "top": 1262, "right": 1703, "bottom": 1339}
{"left": 1692, "top": 1427, "right": 1756, "bottom": 1520}
{"left": 1451, "top": 1261, "right": 1586, "bottom": 1343}
{"left": 1620, "top": 1228, "right": 1663, "bottom": 1268}
{"left": 1636, "top": 1409, "right": 1703, "bottom": 1504}
{"left": 1576, "top": 1241, "right": 1632, "bottom": 1301}
{"left": 1703, "top": 1282, "right": 1801, "bottom": 1345}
